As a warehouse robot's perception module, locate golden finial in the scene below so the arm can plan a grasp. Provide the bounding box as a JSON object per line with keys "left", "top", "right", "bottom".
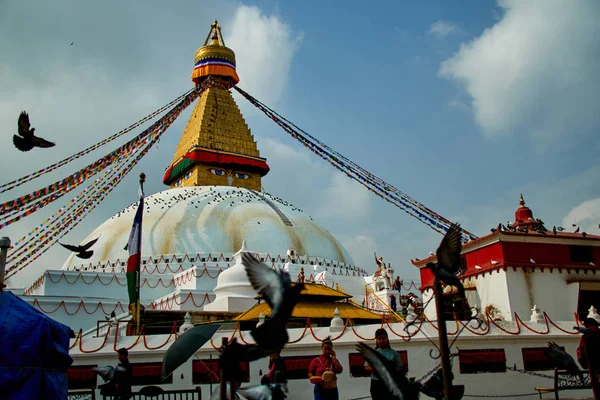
{"left": 204, "top": 19, "right": 225, "bottom": 47}
{"left": 519, "top": 193, "right": 525, "bottom": 208}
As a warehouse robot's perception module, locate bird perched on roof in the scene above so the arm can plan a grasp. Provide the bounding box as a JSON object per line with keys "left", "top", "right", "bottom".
{"left": 59, "top": 237, "right": 99, "bottom": 259}
{"left": 13, "top": 111, "right": 55, "bottom": 152}
{"left": 238, "top": 383, "right": 287, "bottom": 400}
{"left": 426, "top": 223, "right": 465, "bottom": 298}
{"left": 241, "top": 252, "right": 305, "bottom": 351}
{"left": 356, "top": 342, "right": 421, "bottom": 400}
{"left": 546, "top": 341, "right": 585, "bottom": 384}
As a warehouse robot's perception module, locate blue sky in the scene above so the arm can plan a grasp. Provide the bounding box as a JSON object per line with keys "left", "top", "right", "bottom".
{"left": 1, "top": 0, "right": 599, "bottom": 287}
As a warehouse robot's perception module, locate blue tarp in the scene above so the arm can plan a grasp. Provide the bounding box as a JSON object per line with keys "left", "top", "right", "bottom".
{"left": 0, "top": 291, "right": 73, "bottom": 400}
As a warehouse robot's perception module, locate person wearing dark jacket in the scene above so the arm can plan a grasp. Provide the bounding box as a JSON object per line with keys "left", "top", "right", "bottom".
{"left": 115, "top": 348, "right": 133, "bottom": 400}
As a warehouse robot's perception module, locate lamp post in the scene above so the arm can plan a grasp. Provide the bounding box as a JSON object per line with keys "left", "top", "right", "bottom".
{"left": 0, "top": 237, "right": 11, "bottom": 291}
{"left": 433, "top": 278, "right": 452, "bottom": 400}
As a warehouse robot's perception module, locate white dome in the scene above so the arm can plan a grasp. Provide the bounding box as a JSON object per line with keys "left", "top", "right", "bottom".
{"left": 61, "top": 186, "right": 354, "bottom": 270}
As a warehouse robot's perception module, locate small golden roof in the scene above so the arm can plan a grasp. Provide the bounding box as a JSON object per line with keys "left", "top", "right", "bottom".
{"left": 235, "top": 301, "right": 383, "bottom": 321}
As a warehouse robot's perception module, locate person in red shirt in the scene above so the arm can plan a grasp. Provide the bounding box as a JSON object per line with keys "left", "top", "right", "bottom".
{"left": 577, "top": 318, "right": 600, "bottom": 398}
{"left": 308, "top": 337, "right": 343, "bottom": 400}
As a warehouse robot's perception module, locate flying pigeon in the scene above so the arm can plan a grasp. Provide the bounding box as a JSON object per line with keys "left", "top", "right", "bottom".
{"left": 241, "top": 252, "right": 305, "bottom": 350}
{"left": 13, "top": 111, "right": 55, "bottom": 152}
{"left": 93, "top": 365, "right": 126, "bottom": 382}
{"left": 426, "top": 223, "right": 465, "bottom": 298}
{"left": 59, "top": 237, "right": 99, "bottom": 259}
{"left": 219, "top": 338, "right": 271, "bottom": 370}
{"left": 546, "top": 342, "right": 585, "bottom": 384}
{"left": 238, "top": 383, "right": 287, "bottom": 400}
{"left": 209, "top": 383, "right": 241, "bottom": 400}
{"left": 356, "top": 342, "right": 421, "bottom": 400}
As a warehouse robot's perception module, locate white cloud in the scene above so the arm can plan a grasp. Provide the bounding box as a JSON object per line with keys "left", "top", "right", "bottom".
{"left": 439, "top": 0, "right": 600, "bottom": 150}
{"left": 226, "top": 6, "right": 303, "bottom": 106}
{"left": 562, "top": 198, "right": 600, "bottom": 233}
{"left": 429, "top": 20, "right": 461, "bottom": 38}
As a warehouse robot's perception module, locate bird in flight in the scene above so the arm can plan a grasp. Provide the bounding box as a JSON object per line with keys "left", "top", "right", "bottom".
{"left": 59, "top": 237, "right": 99, "bottom": 259}
{"left": 13, "top": 111, "right": 55, "bottom": 152}
{"left": 242, "top": 252, "right": 305, "bottom": 351}
{"left": 426, "top": 222, "right": 465, "bottom": 298}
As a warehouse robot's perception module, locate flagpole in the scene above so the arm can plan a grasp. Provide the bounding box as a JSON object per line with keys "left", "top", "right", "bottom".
{"left": 136, "top": 173, "right": 145, "bottom": 336}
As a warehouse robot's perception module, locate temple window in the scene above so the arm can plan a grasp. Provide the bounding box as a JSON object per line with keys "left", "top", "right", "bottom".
{"left": 348, "top": 351, "right": 408, "bottom": 378}
{"left": 458, "top": 349, "right": 506, "bottom": 374}
{"left": 67, "top": 365, "right": 97, "bottom": 390}
{"left": 192, "top": 359, "right": 250, "bottom": 384}
{"left": 282, "top": 355, "right": 317, "bottom": 380}
{"left": 569, "top": 245, "right": 594, "bottom": 263}
{"left": 131, "top": 362, "right": 173, "bottom": 386}
{"left": 521, "top": 347, "right": 558, "bottom": 371}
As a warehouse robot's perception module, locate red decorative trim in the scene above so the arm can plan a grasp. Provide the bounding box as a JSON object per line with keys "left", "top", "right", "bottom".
{"left": 163, "top": 147, "right": 270, "bottom": 184}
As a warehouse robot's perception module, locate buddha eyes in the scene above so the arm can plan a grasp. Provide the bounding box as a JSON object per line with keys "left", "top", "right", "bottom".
{"left": 208, "top": 169, "right": 250, "bottom": 180}
{"left": 209, "top": 168, "right": 227, "bottom": 176}
{"left": 234, "top": 173, "right": 249, "bottom": 180}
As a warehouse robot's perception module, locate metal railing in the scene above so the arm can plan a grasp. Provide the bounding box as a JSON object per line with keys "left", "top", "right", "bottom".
{"left": 68, "top": 389, "right": 96, "bottom": 400}
{"left": 101, "top": 387, "right": 202, "bottom": 400}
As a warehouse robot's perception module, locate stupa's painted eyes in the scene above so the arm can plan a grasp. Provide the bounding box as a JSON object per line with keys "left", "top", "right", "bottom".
{"left": 209, "top": 168, "right": 227, "bottom": 176}
{"left": 234, "top": 173, "right": 250, "bottom": 180}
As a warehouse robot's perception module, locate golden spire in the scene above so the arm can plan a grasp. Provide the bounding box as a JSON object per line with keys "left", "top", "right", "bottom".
{"left": 192, "top": 20, "right": 238, "bottom": 86}
{"left": 206, "top": 20, "right": 225, "bottom": 47}
{"left": 519, "top": 193, "right": 526, "bottom": 208}
{"left": 164, "top": 21, "right": 269, "bottom": 191}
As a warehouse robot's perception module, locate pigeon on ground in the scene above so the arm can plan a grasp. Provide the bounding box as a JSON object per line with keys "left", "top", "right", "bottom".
{"left": 238, "top": 383, "right": 287, "bottom": 400}
{"left": 241, "top": 252, "right": 305, "bottom": 350}
{"left": 426, "top": 223, "right": 465, "bottom": 298}
{"left": 13, "top": 111, "right": 55, "bottom": 152}
{"left": 356, "top": 342, "right": 421, "bottom": 400}
{"left": 59, "top": 237, "right": 99, "bottom": 259}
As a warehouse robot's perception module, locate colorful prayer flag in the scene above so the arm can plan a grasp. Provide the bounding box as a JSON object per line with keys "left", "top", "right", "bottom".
{"left": 126, "top": 189, "right": 144, "bottom": 322}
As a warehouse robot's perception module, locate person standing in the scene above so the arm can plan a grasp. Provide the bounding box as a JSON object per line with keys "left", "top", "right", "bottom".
{"left": 577, "top": 318, "right": 600, "bottom": 398}
{"left": 115, "top": 348, "right": 133, "bottom": 400}
{"left": 308, "top": 337, "right": 343, "bottom": 400}
{"left": 364, "top": 329, "right": 404, "bottom": 400}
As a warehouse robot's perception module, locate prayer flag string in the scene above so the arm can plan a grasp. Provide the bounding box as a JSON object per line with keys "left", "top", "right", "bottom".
{"left": 235, "top": 86, "right": 478, "bottom": 242}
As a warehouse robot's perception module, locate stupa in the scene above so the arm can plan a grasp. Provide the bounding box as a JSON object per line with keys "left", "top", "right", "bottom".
{"left": 21, "top": 21, "right": 368, "bottom": 332}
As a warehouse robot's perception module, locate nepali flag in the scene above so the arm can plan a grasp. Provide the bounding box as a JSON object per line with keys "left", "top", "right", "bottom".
{"left": 126, "top": 195, "right": 144, "bottom": 319}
